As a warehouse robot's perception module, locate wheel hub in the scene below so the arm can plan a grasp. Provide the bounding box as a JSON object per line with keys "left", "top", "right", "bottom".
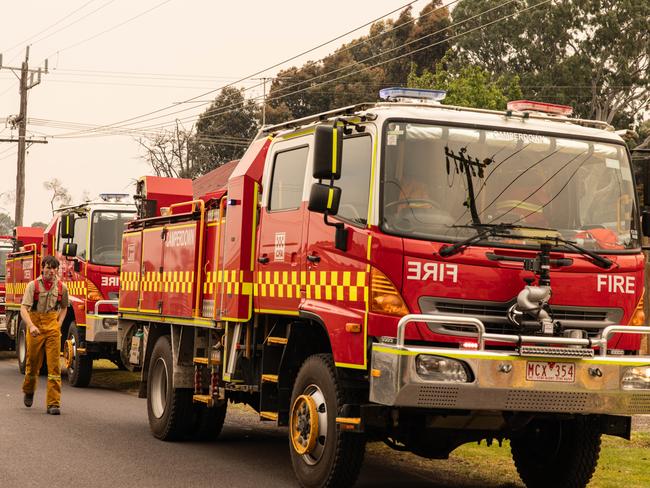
{"left": 63, "top": 338, "right": 76, "bottom": 369}
{"left": 290, "top": 394, "right": 319, "bottom": 455}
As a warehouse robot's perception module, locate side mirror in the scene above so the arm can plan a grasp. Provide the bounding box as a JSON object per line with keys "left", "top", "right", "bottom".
{"left": 308, "top": 183, "right": 341, "bottom": 215}
{"left": 313, "top": 124, "right": 343, "bottom": 180}
{"left": 642, "top": 209, "right": 650, "bottom": 237}
{"left": 60, "top": 214, "right": 75, "bottom": 239}
{"left": 62, "top": 242, "right": 77, "bottom": 257}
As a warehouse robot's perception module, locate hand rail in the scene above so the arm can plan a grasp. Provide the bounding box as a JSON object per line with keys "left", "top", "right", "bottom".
{"left": 395, "top": 314, "right": 650, "bottom": 357}
{"left": 94, "top": 299, "right": 118, "bottom": 315}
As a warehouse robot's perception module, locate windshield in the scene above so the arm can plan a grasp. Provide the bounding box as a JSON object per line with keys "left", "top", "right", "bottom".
{"left": 0, "top": 247, "right": 10, "bottom": 279}
{"left": 381, "top": 122, "right": 639, "bottom": 251}
{"left": 90, "top": 211, "right": 135, "bottom": 266}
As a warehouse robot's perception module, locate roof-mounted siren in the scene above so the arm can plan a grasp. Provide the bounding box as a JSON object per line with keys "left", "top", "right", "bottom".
{"left": 99, "top": 193, "right": 129, "bottom": 202}
{"left": 507, "top": 100, "right": 573, "bottom": 117}
{"left": 379, "top": 87, "right": 446, "bottom": 104}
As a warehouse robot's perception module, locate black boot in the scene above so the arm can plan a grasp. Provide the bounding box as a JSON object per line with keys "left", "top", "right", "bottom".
{"left": 46, "top": 406, "right": 60, "bottom": 415}
{"left": 23, "top": 393, "right": 34, "bottom": 407}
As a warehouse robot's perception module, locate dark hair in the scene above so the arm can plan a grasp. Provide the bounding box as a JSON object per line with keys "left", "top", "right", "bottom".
{"left": 41, "top": 255, "right": 60, "bottom": 269}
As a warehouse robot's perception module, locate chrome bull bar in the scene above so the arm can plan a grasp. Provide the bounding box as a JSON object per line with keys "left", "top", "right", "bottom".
{"left": 94, "top": 299, "right": 118, "bottom": 315}
{"left": 397, "top": 313, "right": 650, "bottom": 356}
{"left": 369, "top": 314, "right": 650, "bottom": 415}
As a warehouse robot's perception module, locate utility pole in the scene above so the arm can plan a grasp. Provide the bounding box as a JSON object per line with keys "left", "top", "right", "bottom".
{"left": 253, "top": 77, "right": 275, "bottom": 127}
{"left": 0, "top": 47, "right": 49, "bottom": 226}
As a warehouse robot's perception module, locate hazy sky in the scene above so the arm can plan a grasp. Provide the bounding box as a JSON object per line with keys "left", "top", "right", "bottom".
{"left": 0, "top": 0, "right": 420, "bottom": 225}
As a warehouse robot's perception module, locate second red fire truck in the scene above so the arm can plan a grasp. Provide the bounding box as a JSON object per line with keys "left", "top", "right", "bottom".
{"left": 4, "top": 195, "right": 137, "bottom": 385}
{"left": 118, "top": 89, "right": 650, "bottom": 488}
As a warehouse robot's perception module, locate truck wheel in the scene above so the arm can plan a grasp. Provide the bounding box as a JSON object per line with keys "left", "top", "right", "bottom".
{"left": 16, "top": 318, "right": 48, "bottom": 375}
{"left": 17, "top": 319, "right": 27, "bottom": 374}
{"left": 64, "top": 322, "right": 92, "bottom": 387}
{"left": 191, "top": 402, "right": 227, "bottom": 441}
{"left": 289, "top": 354, "right": 366, "bottom": 488}
{"left": 147, "top": 335, "right": 193, "bottom": 441}
{"left": 511, "top": 416, "right": 601, "bottom": 488}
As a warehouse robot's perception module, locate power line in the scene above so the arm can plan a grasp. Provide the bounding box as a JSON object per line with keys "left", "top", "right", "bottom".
{"left": 106, "top": 0, "right": 516, "bottom": 135}
{"left": 1, "top": 0, "right": 101, "bottom": 61}
{"left": 50, "top": 0, "right": 420, "bottom": 138}
{"left": 41, "top": 0, "right": 175, "bottom": 61}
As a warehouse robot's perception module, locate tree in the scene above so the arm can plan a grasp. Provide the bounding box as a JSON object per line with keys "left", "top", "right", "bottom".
{"left": 266, "top": 1, "right": 451, "bottom": 123}
{"left": 0, "top": 212, "right": 14, "bottom": 235}
{"left": 138, "top": 121, "right": 197, "bottom": 179}
{"left": 30, "top": 221, "right": 48, "bottom": 229}
{"left": 191, "top": 86, "right": 260, "bottom": 175}
{"left": 450, "top": 0, "right": 650, "bottom": 124}
{"left": 43, "top": 178, "right": 72, "bottom": 213}
{"left": 407, "top": 61, "right": 521, "bottom": 110}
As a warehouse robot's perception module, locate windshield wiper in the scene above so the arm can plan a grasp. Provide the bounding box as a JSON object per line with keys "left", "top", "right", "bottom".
{"left": 438, "top": 222, "right": 517, "bottom": 257}
{"left": 550, "top": 236, "right": 614, "bottom": 269}
{"left": 439, "top": 222, "right": 614, "bottom": 269}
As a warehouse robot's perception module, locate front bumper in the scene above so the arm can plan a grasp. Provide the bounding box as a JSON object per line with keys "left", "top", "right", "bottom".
{"left": 85, "top": 300, "right": 119, "bottom": 343}
{"left": 370, "top": 314, "right": 650, "bottom": 416}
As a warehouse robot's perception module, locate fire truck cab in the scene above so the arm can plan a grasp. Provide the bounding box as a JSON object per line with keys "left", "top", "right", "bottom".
{"left": 119, "top": 89, "right": 650, "bottom": 488}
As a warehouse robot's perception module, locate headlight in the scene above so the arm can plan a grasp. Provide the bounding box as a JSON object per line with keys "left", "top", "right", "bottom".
{"left": 102, "top": 318, "right": 118, "bottom": 329}
{"left": 621, "top": 366, "right": 650, "bottom": 390}
{"left": 415, "top": 355, "right": 470, "bottom": 382}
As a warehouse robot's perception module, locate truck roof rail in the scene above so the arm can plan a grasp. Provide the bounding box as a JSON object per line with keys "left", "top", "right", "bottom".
{"left": 261, "top": 102, "right": 373, "bottom": 135}
{"left": 260, "top": 99, "right": 614, "bottom": 137}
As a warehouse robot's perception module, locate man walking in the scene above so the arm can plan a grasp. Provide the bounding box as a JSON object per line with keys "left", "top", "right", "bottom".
{"left": 21, "top": 255, "right": 69, "bottom": 415}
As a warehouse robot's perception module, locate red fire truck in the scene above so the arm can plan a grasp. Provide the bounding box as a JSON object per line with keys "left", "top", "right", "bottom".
{"left": 2, "top": 227, "right": 44, "bottom": 353}
{"left": 1, "top": 233, "right": 18, "bottom": 350}
{"left": 118, "top": 89, "right": 650, "bottom": 488}
{"left": 4, "top": 196, "right": 137, "bottom": 386}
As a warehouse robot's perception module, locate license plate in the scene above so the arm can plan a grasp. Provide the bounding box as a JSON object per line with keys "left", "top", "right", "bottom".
{"left": 526, "top": 361, "right": 575, "bottom": 383}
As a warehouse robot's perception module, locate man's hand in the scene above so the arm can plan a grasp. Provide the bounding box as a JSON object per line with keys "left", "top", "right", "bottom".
{"left": 29, "top": 324, "right": 40, "bottom": 337}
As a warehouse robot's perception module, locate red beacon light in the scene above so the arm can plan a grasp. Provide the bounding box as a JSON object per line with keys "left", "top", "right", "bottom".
{"left": 507, "top": 100, "right": 573, "bottom": 116}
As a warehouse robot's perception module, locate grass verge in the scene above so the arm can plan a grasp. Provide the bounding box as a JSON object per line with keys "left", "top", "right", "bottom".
{"left": 367, "top": 432, "right": 650, "bottom": 488}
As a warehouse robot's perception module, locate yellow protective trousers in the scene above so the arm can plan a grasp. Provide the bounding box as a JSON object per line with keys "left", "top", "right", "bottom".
{"left": 21, "top": 311, "right": 62, "bottom": 407}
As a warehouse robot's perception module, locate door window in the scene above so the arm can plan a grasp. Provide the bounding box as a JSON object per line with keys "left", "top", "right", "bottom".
{"left": 269, "top": 146, "right": 309, "bottom": 211}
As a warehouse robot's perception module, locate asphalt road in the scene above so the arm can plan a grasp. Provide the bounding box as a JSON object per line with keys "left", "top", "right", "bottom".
{"left": 0, "top": 352, "right": 449, "bottom": 488}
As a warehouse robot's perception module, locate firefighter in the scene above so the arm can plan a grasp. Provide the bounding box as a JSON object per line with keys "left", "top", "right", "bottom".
{"left": 20, "top": 255, "right": 69, "bottom": 415}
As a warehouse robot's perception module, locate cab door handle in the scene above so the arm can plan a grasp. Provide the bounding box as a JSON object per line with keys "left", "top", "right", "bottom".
{"left": 258, "top": 256, "right": 270, "bottom": 264}
{"left": 307, "top": 254, "right": 321, "bottom": 263}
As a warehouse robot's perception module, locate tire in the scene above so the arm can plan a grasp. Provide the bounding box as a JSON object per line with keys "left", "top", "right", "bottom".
{"left": 17, "top": 319, "right": 27, "bottom": 374}
{"left": 289, "top": 354, "right": 366, "bottom": 488}
{"left": 147, "top": 335, "right": 193, "bottom": 441}
{"left": 65, "top": 322, "right": 92, "bottom": 387}
{"left": 191, "top": 402, "right": 227, "bottom": 441}
{"left": 511, "top": 416, "right": 601, "bottom": 488}
{"left": 17, "top": 318, "right": 48, "bottom": 375}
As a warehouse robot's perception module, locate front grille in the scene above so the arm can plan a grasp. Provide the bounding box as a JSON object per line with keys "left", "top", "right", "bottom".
{"left": 505, "top": 391, "right": 589, "bottom": 412}
{"left": 419, "top": 297, "right": 622, "bottom": 339}
{"left": 416, "top": 385, "right": 459, "bottom": 407}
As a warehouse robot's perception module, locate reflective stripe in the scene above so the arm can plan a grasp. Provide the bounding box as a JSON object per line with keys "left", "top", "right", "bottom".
{"left": 331, "top": 128, "right": 338, "bottom": 175}
{"left": 254, "top": 270, "right": 367, "bottom": 302}
{"left": 47, "top": 374, "right": 61, "bottom": 381}
{"left": 327, "top": 188, "right": 334, "bottom": 210}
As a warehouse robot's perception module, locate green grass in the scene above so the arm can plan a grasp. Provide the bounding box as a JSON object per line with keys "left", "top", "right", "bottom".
{"left": 367, "top": 432, "right": 650, "bottom": 488}
{"left": 89, "top": 359, "right": 140, "bottom": 393}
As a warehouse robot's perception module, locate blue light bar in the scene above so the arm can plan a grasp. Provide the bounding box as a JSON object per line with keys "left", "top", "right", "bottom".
{"left": 379, "top": 87, "right": 446, "bottom": 102}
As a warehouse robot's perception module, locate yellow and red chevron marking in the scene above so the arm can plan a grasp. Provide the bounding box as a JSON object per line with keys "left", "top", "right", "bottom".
{"left": 120, "top": 271, "right": 140, "bottom": 292}
{"left": 203, "top": 270, "right": 253, "bottom": 297}
{"left": 141, "top": 270, "right": 195, "bottom": 294}
{"left": 253, "top": 270, "right": 367, "bottom": 302}
{"left": 64, "top": 280, "right": 87, "bottom": 296}
{"left": 7, "top": 282, "right": 28, "bottom": 296}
